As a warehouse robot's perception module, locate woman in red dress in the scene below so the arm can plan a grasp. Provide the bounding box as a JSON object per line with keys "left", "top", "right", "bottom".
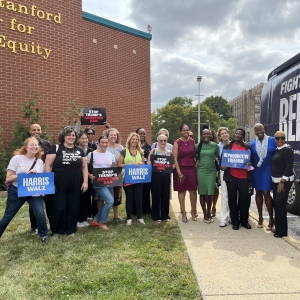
{"left": 173, "top": 124, "right": 197, "bottom": 222}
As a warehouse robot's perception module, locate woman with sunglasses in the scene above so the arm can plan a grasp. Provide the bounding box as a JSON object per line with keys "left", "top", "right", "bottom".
{"left": 88, "top": 135, "right": 116, "bottom": 231}
{"left": 148, "top": 134, "right": 173, "bottom": 223}
{"left": 250, "top": 123, "right": 276, "bottom": 230}
{"left": 270, "top": 131, "right": 294, "bottom": 238}
{"left": 84, "top": 127, "right": 98, "bottom": 151}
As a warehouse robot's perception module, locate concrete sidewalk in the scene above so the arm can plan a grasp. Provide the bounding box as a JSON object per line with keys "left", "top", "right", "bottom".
{"left": 171, "top": 191, "right": 300, "bottom": 300}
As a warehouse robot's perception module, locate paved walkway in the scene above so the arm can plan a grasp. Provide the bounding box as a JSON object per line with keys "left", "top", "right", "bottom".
{"left": 171, "top": 191, "right": 300, "bottom": 300}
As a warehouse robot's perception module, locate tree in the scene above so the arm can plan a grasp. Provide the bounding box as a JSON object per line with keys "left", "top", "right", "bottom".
{"left": 62, "top": 98, "right": 81, "bottom": 126}
{"left": 0, "top": 126, "right": 8, "bottom": 190}
{"left": 202, "top": 96, "right": 233, "bottom": 120}
{"left": 10, "top": 90, "right": 52, "bottom": 151}
{"left": 151, "top": 101, "right": 221, "bottom": 144}
{"left": 166, "top": 96, "right": 193, "bottom": 108}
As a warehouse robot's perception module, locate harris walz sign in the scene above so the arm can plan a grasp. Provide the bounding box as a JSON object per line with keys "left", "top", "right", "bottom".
{"left": 93, "top": 167, "right": 122, "bottom": 187}
{"left": 80, "top": 108, "right": 106, "bottom": 125}
{"left": 150, "top": 155, "right": 174, "bottom": 173}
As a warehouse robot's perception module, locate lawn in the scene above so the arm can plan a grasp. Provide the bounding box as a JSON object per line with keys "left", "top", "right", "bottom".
{"left": 0, "top": 196, "right": 201, "bottom": 300}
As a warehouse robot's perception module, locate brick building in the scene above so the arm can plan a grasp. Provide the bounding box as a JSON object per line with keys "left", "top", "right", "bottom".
{"left": 0, "top": 0, "right": 152, "bottom": 149}
{"left": 228, "top": 83, "right": 264, "bottom": 141}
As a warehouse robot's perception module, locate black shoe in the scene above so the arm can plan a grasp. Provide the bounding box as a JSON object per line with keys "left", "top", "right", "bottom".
{"left": 232, "top": 225, "right": 239, "bottom": 230}
{"left": 241, "top": 223, "right": 252, "bottom": 229}
{"left": 274, "top": 233, "right": 287, "bottom": 238}
{"left": 271, "top": 229, "right": 277, "bottom": 234}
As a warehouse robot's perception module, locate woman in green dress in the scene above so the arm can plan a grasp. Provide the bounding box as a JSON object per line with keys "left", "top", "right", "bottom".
{"left": 195, "top": 128, "right": 220, "bottom": 223}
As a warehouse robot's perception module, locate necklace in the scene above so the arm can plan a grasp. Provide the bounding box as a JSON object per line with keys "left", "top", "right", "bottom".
{"left": 64, "top": 145, "right": 75, "bottom": 155}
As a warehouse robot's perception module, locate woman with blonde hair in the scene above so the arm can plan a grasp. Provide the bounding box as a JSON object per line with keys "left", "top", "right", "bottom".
{"left": 118, "top": 132, "right": 145, "bottom": 225}
{"left": 0, "top": 137, "right": 48, "bottom": 242}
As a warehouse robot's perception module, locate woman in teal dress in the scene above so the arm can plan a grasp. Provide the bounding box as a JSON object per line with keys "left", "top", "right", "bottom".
{"left": 195, "top": 128, "right": 219, "bottom": 223}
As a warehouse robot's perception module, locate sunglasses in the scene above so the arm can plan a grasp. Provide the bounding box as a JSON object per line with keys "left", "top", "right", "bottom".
{"left": 87, "top": 132, "right": 95, "bottom": 135}
{"left": 275, "top": 136, "right": 285, "bottom": 140}
{"left": 159, "top": 140, "right": 167, "bottom": 142}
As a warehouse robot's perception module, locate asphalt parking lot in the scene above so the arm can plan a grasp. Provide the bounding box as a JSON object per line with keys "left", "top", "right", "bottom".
{"left": 250, "top": 195, "right": 300, "bottom": 242}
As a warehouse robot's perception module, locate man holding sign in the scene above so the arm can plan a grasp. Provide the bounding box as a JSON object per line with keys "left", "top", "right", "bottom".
{"left": 221, "top": 128, "right": 253, "bottom": 231}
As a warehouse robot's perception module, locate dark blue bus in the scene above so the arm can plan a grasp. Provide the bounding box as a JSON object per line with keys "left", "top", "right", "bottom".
{"left": 260, "top": 52, "right": 300, "bottom": 215}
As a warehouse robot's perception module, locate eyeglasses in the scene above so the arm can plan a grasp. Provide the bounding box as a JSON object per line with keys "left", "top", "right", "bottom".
{"left": 87, "top": 132, "right": 94, "bottom": 135}
{"left": 159, "top": 140, "right": 167, "bottom": 142}
{"left": 275, "top": 136, "right": 285, "bottom": 140}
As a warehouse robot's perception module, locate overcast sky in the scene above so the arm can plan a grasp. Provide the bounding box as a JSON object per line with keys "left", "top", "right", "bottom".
{"left": 83, "top": 0, "right": 300, "bottom": 111}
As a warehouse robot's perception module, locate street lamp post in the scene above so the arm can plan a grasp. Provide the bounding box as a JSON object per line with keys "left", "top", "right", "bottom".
{"left": 197, "top": 76, "right": 202, "bottom": 143}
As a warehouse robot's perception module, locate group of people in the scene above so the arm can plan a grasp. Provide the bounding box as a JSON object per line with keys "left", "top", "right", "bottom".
{"left": 0, "top": 120, "right": 294, "bottom": 242}
{"left": 173, "top": 123, "right": 294, "bottom": 238}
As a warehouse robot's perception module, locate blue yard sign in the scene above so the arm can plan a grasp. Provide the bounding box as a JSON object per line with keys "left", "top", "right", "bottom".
{"left": 124, "top": 164, "right": 152, "bottom": 184}
{"left": 221, "top": 150, "right": 251, "bottom": 170}
{"left": 17, "top": 172, "right": 55, "bottom": 197}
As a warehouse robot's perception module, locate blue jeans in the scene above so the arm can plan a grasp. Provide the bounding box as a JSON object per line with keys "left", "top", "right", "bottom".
{"left": 0, "top": 185, "right": 48, "bottom": 238}
{"left": 93, "top": 187, "right": 114, "bottom": 223}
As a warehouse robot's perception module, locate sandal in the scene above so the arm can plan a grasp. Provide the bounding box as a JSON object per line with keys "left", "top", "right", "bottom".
{"left": 182, "top": 213, "right": 188, "bottom": 223}
{"left": 204, "top": 219, "right": 210, "bottom": 224}
{"left": 257, "top": 217, "right": 264, "bottom": 228}
{"left": 191, "top": 211, "right": 198, "bottom": 221}
{"left": 156, "top": 220, "right": 162, "bottom": 224}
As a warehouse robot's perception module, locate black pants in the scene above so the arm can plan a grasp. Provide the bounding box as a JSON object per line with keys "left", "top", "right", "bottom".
{"left": 29, "top": 196, "right": 50, "bottom": 229}
{"left": 272, "top": 181, "right": 293, "bottom": 236}
{"left": 132, "top": 182, "right": 151, "bottom": 215}
{"left": 226, "top": 176, "right": 251, "bottom": 226}
{"left": 151, "top": 173, "right": 170, "bottom": 221}
{"left": 124, "top": 184, "right": 143, "bottom": 220}
{"left": 48, "top": 171, "right": 82, "bottom": 235}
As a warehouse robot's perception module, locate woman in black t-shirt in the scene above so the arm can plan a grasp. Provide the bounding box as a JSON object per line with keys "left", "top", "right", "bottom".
{"left": 45, "top": 126, "right": 88, "bottom": 238}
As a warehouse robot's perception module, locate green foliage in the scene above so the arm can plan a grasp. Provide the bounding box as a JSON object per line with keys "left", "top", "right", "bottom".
{"left": 151, "top": 100, "right": 221, "bottom": 144}
{"left": 167, "top": 96, "right": 193, "bottom": 108}
{"left": 202, "top": 96, "right": 233, "bottom": 120}
{"left": 10, "top": 90, "right": 52, "bottom": 151}
{"left": 62, "top": 98, "right": 81, "bottom": 126}
{"left": 0, "top": 127, "right": 8, "bottom": 190}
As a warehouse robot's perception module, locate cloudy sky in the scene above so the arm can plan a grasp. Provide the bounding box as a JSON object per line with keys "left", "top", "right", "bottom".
{"left": 82, "top": 0, "right": 300, "bottom": 111}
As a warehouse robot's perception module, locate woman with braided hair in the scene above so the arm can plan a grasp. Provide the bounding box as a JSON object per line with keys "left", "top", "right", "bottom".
{"left": 195, "top": 126, "right": 219, "bottom": 223}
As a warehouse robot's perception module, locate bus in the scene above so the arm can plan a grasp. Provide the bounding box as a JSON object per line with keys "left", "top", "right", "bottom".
{"left": 260, "top": 52, "right": 300, "bottom": 215}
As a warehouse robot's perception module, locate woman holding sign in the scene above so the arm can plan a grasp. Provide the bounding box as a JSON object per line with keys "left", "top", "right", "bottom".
{"left": 221, "top": 128, "right": 253, "bottom": 231}
{"left": 118, "top": 132, "right": 145, "bottom": 226}
{"left": 148, "top": 134, "right": 173, "bottom": 223}
{"left": 0, "top": 137, "right": 48, "bottom": 242}
{"left": 87, "top": 135, "right": 116, "bottom": 231}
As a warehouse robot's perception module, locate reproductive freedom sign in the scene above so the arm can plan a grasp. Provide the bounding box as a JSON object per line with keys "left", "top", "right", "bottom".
{"left": 124, "top": 164, "right": 152, "bottom": 184}
{"left": 93, "top": 167, "right": 122, "bottom": 187}
{"left": 17, "top": 172, "right": 55, "bottom": 197}
{"left": 221, "top": 150, "right": 251, "bottom": 169}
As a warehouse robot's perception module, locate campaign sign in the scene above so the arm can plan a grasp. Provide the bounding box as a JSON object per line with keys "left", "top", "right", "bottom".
{"left": 17, "top": 172, "right": 55, "bottom": 197}
{"left": 80, "top": 108, "right": 106, "bottom": 125}
{"left": 150, "top": 155, "right": 174, "bottom": 173}
{"left": 124, "top": 164, "right": 152, "bottom": 184}
{"left": 93, "top": 167, "right": 122, "bottom": 187}
{"left": 221, "top": 150, "right": 251, "bottom": 169}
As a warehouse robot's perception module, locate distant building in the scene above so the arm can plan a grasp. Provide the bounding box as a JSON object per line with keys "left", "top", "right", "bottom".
{"left": 228, "top": 83, "right": 264, "bottom": 141}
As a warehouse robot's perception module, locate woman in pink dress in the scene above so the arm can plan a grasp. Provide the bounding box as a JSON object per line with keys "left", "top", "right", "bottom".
{"left": 173, "top": 124, "right": 197, "bottom": 222}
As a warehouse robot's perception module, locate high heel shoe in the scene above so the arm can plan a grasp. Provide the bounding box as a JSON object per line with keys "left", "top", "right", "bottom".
{"left": 257, "top": 217, "right": 264, "bottom": 228}
{"left": 190, "top": 210, "right": 198, "bottom": 218}
{"left": 191, "top": 211, "right": 198, "bottom": 221}
{"left": 182, "top": 213, "right": 188, "bottom": 223}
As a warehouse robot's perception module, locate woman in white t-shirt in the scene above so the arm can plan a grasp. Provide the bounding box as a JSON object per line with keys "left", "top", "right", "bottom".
{"left": 87, "top": 135, "right": 116, "bottom": 230}
{"left": 0, "top": 137, "right": 48, "bottom": 242}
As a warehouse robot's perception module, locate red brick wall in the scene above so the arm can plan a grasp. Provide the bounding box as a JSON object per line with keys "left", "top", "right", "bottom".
{"left": 0, "top": 0, "right": 84, "bottom": 149}
{"left": 0, "top": 0, "right": 151, "bottom": 149}
{"left": 81, "top": 20, "right": 151, "bottom": 145}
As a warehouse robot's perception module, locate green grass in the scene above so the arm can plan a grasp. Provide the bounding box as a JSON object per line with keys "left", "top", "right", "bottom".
{"left": 0, "top": 196, "right": 201, "bottom": 300}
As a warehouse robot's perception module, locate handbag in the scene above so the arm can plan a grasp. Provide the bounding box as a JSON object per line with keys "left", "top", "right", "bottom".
{"left": 5, "top": 157, "right": 37, "bottom": 188}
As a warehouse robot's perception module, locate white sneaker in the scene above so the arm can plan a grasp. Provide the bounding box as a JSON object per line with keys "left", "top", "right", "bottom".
{"left": 219, "top": 222, "right": 227, "bottom": 227}
{"left": 87, "top": 217, "right": 93, "bottom": 221}
{"left": 77, "top": 222, "right": 85, "bottom": 228}
{"left": 126, "top": 219, "right": 132, "bottom": 226}
{"left": 83, "top": 221, "right": 90, "bottom": 227}
{"left": 68, "top": 233, "right": 75, "bottom": 237}
{"left": 51, "top": 233, "right": 59, "bottom": 240}
{"left": 138, "top": 218, "right": 146, "bottom": 225}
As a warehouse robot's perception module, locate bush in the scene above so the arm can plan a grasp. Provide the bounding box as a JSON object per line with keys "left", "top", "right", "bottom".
{"left": 0, "top": 126, "right": 8, "bottom": 191}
